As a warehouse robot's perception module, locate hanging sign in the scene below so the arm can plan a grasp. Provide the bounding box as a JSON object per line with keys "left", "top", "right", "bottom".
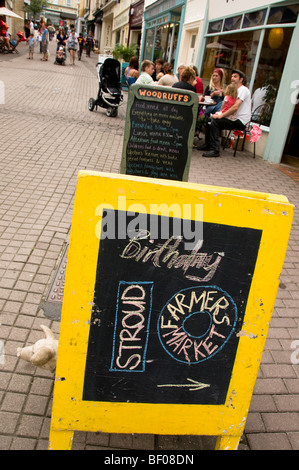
{"left": 49, "top": 171, "right": 293, "bottom": 450}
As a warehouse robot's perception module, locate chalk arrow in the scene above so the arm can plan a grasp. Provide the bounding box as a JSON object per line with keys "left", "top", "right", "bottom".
{"left": 157, "top": 378, "right": 210, "bottom": 391}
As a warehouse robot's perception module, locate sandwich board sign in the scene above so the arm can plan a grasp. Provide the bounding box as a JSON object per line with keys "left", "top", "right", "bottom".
{"left": 120, "top": 84, "right": 198, "bottom": 181}
{"left": 49, "top": 171, "right": 293, "bottom": 450}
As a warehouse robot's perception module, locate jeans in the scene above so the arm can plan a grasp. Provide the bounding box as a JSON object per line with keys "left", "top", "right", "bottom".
{"left": 205, "top": 118, "right": 245, "bottom": 152}
{"left": 205, "top": 101, "right": 223, "bottom": 116}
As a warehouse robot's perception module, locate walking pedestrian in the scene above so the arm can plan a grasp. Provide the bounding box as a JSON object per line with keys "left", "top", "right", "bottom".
{"left": 41, "top": 24, "right": 49, "bottom": 61}
{"left": 67, "top": 30, "right": 78, "bottom": 66}
{"left": 85, "top": 31, "right": 94, "bottom": 57}
{"left": 56, "top": 27, "right": 68, "bottom": 51}
{"left": 77, "top": 32, "right": 84, "bottom": 60}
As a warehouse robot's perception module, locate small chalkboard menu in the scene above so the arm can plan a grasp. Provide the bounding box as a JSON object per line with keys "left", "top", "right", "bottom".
{"left": 49, "top": 171, "right": 293, "bottom": 450}
{"left": 120, "top": 84, "right": 199, "bottom": 181}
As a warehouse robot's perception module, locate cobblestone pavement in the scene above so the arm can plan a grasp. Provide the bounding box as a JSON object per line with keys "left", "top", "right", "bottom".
{"left": 0, "top": 40, "right": 298, "bottom": 451}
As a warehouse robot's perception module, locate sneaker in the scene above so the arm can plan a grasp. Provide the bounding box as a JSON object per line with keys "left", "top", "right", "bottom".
{"left": 202, "top": 150, "right": 220, "bottom": 158}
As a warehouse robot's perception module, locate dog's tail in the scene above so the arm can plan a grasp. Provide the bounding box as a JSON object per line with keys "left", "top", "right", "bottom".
{"left": 40, "top": 324, "right": 56, "bottom": 340}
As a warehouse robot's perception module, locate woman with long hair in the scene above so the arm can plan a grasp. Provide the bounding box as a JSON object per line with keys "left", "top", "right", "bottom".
{"left": 125, "top": 56, "right": 139, "bottom": 86}
{"left": 204, "top": 68, "right": 226, "bottom": 115}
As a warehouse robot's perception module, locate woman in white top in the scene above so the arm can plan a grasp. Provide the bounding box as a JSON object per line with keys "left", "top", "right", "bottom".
{"left": 157, "top": 63, "right": 178, "bottom": 87}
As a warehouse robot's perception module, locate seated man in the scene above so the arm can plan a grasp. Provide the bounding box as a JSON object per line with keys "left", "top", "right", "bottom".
{"left": 198, "top": 69, "right": 251, "bottom": 158}
{"left": 135, "top": 60, "right": 155, "bottom": 85}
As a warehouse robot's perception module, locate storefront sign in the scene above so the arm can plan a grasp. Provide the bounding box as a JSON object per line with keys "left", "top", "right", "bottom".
{"left": 130, "top": 0, "right": 144, "bottom": 28}
{"left": 144, "top": 0, "right": 184, "bottom": 20}
{"left": 120, "top": 84, "right": 198, "bottom": 181}
{"left": 49, "top": 171, "right": 293, "bottom": 450}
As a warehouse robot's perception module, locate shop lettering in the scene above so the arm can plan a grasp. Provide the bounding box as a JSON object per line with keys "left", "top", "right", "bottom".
{"left": 110, "top": 282, "right": 153, "bottom": 372}
{"left": 158, "top": 286, "right": 238, "bottom": 364}
{"left": 138, "top": 88, "right": 190, "bottom": 103}
{"left": 120, "top": 233, "right": 224, "bottom": 282}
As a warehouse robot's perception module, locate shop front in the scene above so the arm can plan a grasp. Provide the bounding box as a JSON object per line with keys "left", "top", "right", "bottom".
{"left": 99, "top": 1, "right": 114, "bottom": 54}
{"left": 140, "top": 0, "right": 186, "bottom": 69}
{"left": 128, "top": 0, "right": 144, "bottom": 50}
{"left": 197, "top": 1, "right": 299, "bottom": 164}
{"left": 113, "top": 8, "right": 130, "bottom": 48}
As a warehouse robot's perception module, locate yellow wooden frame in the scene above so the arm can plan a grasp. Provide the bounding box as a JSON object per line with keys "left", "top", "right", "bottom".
{"left": 49, "top": 171, "right": 293, "bottom": 450}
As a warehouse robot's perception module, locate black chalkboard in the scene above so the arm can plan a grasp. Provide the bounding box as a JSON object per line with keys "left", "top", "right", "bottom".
{"left": 83, "top": 210, "right": 262, "bottom": 405}
{"left": 120, "top": 85, "right": 199, "bottom": 181}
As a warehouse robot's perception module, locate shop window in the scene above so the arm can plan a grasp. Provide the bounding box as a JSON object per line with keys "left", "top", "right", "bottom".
{"left": 242, "top": 9, "right": 266, "bottom": 28}
{"left": 208, "top": 20, "right": 223, "bottom": 34}
{"left": 252, "top": 27, "right": 294, "bottom": 126}
{"left": 144, "top": 27, "right": 154, "bottom": 60}
{"left": 201, "top": 30, "right": 261, "bottom": 92}
{"left": 223, "top": 15, "right": 242, "bottom": 31}
{"left": 144, "top": 21, "right": 180, "bottom": 63}
{"left": 267, "top": 4, "right": 299, "bottom": 24}
{"left": 115, "top": 29, "right": 120, "bottom": 45}
{"left": 154, "top": 24, "right": 169, "bottom": 60}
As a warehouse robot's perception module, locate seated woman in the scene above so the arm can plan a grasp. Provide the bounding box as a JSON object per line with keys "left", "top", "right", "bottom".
{"left": 172, "top": 66, "right": 196, "bottom": 92}
{"left": 125, "top": 57, "right": 139, "bottom": 86}
{"left": 191, "top": 65, "right": 204, "bottom": 95}
{"left": 204, "top": 68, "right": 226, "bottom": 116}
{"left": 157, "top": 63, "right": 178, "bottom": 86}
{"left": 0, "top": 21, "right": 11, "bottom": 51}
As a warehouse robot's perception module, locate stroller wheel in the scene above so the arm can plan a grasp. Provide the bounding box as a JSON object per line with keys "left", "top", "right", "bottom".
{"left": 106, "top": 107, "right": 118, "bottom": 117}
{"left": 88, "top": 98, "right": 96, "bottom": 111}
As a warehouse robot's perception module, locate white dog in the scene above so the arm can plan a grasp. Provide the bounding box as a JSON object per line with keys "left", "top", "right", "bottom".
{"left": 17, "top": 325, "right": 58, "bottom": 371}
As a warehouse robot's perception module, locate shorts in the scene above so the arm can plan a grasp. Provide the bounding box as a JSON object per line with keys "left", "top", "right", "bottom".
{"left": 29, "top": 46, "right": 34, "bottom": 53}
{"left": 41, "top": 43, "right": 47, "bottom": 53}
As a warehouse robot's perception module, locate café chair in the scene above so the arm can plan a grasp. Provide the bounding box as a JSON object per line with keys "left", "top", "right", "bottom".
{"left": 223, "top": 103, "right": 271, "bottom": 158}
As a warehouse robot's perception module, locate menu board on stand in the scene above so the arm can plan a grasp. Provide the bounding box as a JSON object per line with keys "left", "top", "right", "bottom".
{"left": 120, "top": 84, "right": 199, "bottom": 181}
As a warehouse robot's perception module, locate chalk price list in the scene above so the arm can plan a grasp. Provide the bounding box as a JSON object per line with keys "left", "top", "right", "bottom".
{"left": 126, "top": 98, "right": 192, "bottom": 180}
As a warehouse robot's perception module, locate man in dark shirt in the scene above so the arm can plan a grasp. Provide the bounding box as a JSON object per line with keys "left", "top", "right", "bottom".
{"left": 172, "top": 67, "right": 196, "bottom": 93}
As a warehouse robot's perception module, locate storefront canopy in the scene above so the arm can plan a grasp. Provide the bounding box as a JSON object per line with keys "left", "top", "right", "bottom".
{"left": 0, "top": 7, "right": 23, "bottom": 19}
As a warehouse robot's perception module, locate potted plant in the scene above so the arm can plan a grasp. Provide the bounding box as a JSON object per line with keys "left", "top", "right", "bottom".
{"left": 112, "top": 44, "right": 138, "bottom": 88}
{"left": 112, "top": 43, "right": 138, "bottom": 62}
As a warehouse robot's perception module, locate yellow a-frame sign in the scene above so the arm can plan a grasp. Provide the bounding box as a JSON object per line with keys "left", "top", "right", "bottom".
{"left": 49, "top": 171, "right": 293, "bottom": 450}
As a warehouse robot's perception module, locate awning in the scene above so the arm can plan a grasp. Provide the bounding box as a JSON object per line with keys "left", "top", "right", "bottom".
{"left": 60, "top": 12, "right": 77, "bottom": 20}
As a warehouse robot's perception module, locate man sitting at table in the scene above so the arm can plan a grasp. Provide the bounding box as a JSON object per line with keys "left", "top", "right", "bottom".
{"left": 135, "top": 60, "right": 155, "bottom": 85}
{"left": 198, "top": 69, "right": 251, "bottom": 158}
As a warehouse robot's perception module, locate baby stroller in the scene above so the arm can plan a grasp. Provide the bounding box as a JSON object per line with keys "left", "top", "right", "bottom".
{"left": 54, "top": 46, "right": 66, "bottom": 65}
{"left": 88, "top": 58, "right": 123, "bottom": 117}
